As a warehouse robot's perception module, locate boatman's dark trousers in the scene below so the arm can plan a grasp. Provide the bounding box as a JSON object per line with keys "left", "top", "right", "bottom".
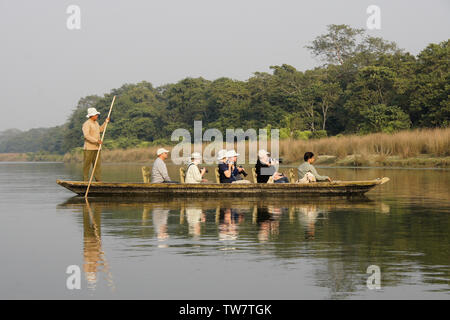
{"left": 83, "top": 150, "right": 102, "bottom": 181}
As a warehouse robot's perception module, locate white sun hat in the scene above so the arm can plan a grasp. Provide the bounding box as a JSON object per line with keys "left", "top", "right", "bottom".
{"left": 258, "top": 149, "right": 270, "bottom": 158}
{"left": 156, "top": 148, "right": 170, "bottom": 156}
{"left": 86, "top": 107, "right": 101, "bottom": 118}
{"left": 226, "top": 150, "right": 240, "bottom": 158}
{"left": 217, "top": 149, "right": 227, "bottom": 160}
{"left": 191, "top": 152, "right": 202, "bottom": 159}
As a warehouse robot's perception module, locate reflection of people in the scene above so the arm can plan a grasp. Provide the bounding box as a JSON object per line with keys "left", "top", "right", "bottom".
{"left": 82, "top": 108, "right": 110, "bottom": 181}
{"left": 185, "top": 153, "right": 207, "bottom": 183}
{"left": 297, "top": 152, "right": 332, "bottom": 183}
{"left": 218, "top": 208, "right": 244, "bottom": 240}
{"left": 152, "top": 208, "right": 170, "bottom": 240}
{"left": 186, "top": 208, "right": 205, "bottom": 239}
{"left": 83, "top": 204, "right": 103, "bottom": 289}
{"left": 256, "top": 206, "right": 280, "bottom": 242}
{"left": 255, "top": 150, "right": 289, "bottom": 183}
{"left": 297, "top": 205, "right": 320, "bottom": 239}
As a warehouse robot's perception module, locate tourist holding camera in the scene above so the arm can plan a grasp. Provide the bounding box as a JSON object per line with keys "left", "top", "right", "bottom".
{"left": 225, "top": 150, "right": 251, "bottom": 184}
{"left": 255, "top": 150, "right": 289, "bottom": 183}
{"left": 185, "top": 152, "right": 208, "bottom": 183}
{"left": 217, "top": 150, "right": 250, "bottom": 184}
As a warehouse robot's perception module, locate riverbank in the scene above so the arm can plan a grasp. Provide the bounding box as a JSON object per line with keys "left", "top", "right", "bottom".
{"left": 314, "top": 154, "right": 450, "bottom": 168}
{"left": 2, "top": 153, "right": 448, "bottom": 168}
{"left": 1, "top": 128, "right": 449, "bottom": 168}
{"left": 60, "top": 127, "right": 450, "bottom": 168}
{"left": 0, "top": 152, "right": 64, "bottom": 162}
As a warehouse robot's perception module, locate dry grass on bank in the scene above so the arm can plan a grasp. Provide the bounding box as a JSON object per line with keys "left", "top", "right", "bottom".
{"left": 279, "top": 127, "right": 450, "bottom": 164}
{"left": 0, "top": 153, "right": 28, "bottom": 161}
{"left": 63, "top": 145, "right": 165, "bottom": 163}
{"left": 62, "top": 128, "right": 450, "bottom": 167}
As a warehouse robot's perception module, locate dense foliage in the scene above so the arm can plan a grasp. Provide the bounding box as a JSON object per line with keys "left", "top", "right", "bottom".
{"left": 1, "top": 25, "right": 448, "bottom": 154}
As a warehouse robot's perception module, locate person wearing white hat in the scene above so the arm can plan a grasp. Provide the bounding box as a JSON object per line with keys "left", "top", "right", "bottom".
{"left": 82, "top": 107, "right": 110, "bottom": 181}
{"left": 185, "top": 152, "right": 207, "bottom": 184}
{"left": 255, "top": 149, "right": 289, "bottom": 183}
{"left": 226, "top": 150, "right": 250, "bottom": 184}
{"left": 217, "top": 149, "right": 233, "bottom": 183}
{"left": 151, "top": 148, "right": 174, "bottom": 183}
{"left": 218, "top": 149, "right": 250, "bottom": 183}
{"left": 216, "top": 149, "right": 227, "bottom": 162}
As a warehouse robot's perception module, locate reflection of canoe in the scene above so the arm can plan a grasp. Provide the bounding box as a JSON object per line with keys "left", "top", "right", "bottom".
{"left": 58, "top": 196, "right": 390, "bottom": 214}
{"left": 56, "top": 177, "right": 389, "bottom": 197}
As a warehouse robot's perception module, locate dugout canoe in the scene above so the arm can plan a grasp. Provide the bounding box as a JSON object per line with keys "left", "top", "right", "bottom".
{"left": 56, "top": 177, "right": 389, "bottom": 197}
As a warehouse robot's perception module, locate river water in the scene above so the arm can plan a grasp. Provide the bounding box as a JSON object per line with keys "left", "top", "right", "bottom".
{"left": 0, "top": 162, "right": 448, "bottom": 299}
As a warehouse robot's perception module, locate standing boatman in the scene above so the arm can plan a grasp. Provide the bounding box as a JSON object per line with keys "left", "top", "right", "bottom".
{"left": 82, "top": 107, "right": 110, "bottom": 181}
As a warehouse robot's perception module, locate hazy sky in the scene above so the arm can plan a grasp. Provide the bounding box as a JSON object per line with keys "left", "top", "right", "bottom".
{"left": 1, "top": 0, "right": 449, "bottom": 130}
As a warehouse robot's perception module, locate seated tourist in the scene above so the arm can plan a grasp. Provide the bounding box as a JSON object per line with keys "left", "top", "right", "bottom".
{"left": 297, "top": 152, "right": 332, "bottom": 183}
{"left": 151, "top": 148, "right": 177, "bottom": 183}
{"left": 217, "top": 149, "right": 234, "bottom": 183}
{"left": 255, "top": 150, "right": 289, "bottom": 183}
{"left": 185, "top": 152, "right": 207, "bottom": 183}
{"left": 226, "top": 150, "right": 251, "bottom": 184}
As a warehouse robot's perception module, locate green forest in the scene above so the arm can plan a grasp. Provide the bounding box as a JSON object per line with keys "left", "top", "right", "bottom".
{"left": 1, "top": 25, "right": 448, "bottom": 154}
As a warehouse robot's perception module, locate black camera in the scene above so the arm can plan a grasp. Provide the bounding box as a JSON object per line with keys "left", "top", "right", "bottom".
{"left": 238, "top": 166, "right": 248, "bottom": 177}
{"left": 269, "top": 158, "right": 283, "bottom": 164}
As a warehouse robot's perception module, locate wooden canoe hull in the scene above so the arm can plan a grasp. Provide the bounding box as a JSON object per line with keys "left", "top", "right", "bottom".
{"left": 56, "top": 177, "right": 389, "bottom": 197}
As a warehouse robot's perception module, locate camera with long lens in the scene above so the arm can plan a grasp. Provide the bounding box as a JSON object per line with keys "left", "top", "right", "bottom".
{"left": 269, "top": 158, "right": 283, "bottom": 164}
{"left": 238, "top": 166, "right": 248, "bottom": 177}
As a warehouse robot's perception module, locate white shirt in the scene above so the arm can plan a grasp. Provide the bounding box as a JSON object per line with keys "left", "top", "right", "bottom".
{"left": 185, "top": 162, "right": 202, "bottom": 183}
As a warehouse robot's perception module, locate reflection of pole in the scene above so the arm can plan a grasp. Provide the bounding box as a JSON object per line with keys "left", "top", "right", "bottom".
{"left": 252, "top": 206, "right": 257, "bottom": 224}
{"left": 215, "top": 206, "right": 220, "bottom": 225}
{"left": 84, "top": 199, "right": 115, "bottom": 291}
{"left": 289, "top": 207, "right": 295, "bottom": 223}
{"left": 180, "top": 205, "right": 185, "bottom": 224}
{"left": 142, "top": 206, "right": 150, "bottom": 225}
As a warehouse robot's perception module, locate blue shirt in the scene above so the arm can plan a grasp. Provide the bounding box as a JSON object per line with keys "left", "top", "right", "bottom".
{"left": 218, "top": 163, "right": 236, "bottom": 183}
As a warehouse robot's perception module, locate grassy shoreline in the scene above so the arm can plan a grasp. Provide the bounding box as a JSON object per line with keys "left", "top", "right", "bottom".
{"left": 1, "top": 128, "right": 449, "bottom": 168}
{"left": 1, "top": 154, "right": 449, "bottom": 169}
{"left": 0, "top": 153, "right": 448, "bottom": 168}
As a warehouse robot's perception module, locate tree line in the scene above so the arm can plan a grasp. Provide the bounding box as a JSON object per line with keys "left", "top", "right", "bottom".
{"left": 1, "top": 25, "right": 448, "bottom": 154}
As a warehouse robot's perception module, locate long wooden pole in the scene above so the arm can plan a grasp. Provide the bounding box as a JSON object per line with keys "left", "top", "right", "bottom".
{"left": 85, "top": 95, "right": 116, "bottom": 199}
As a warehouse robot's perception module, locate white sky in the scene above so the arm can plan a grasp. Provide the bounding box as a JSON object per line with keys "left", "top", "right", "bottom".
{"left": 0, "top": 0, "right": 449, "bottom": 130}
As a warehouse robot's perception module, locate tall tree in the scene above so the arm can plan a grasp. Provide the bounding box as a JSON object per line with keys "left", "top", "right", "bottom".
{"left": 409, "top": 40, "right": 450, "bottom": 127}
{"left": 306, "top": 24, "right": 365, "bottom": 65}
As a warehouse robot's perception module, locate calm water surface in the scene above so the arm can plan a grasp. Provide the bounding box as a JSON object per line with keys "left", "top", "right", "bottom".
{"left": 0, "top": 162, "right": 449, "bottom": 299}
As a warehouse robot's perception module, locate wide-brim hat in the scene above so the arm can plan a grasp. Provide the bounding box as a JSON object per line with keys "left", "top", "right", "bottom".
{"left": 86, "top": 107, "right": 101, "bottom": 118}
{"left": 226, "top": 150, "right": 240, "bottom": 158}
{"left": 258, "top": 149, "right": 270, "bottom": 158}
{"left": 157, "top": 148, "right": 170, "bottom": 156}
{"left": 191, "top": 152, "right": 202, "bottom": 159}
{"left": 217, "top": 149, "right": 227, "bottom": 160}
